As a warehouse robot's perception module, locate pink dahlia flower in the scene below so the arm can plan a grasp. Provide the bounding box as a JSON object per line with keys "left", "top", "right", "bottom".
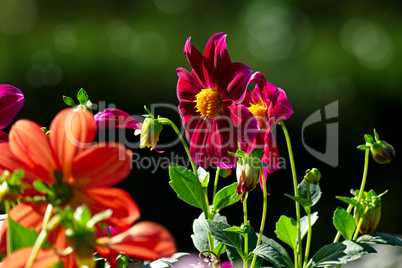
{"left": 0, "top": 85, "right": 24, "bottom": 142}
{"left": 243, "top": 72, "right": 293, "bottom": 178}
{"left": 177, "top": 33, "right": 258, "bottom": 169}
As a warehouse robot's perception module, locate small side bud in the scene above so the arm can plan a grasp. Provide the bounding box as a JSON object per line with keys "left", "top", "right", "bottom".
{"left": 235, "top": 155, "right": 260, "bottom": 201}
{"left": 140, "top": 117, "right": 163, "bottom": 151}
{"left": 0, "top": 181, "right": 20, "bottom": 202}
{"left": 304, "top": 168, "right": 321, "bottom": 184}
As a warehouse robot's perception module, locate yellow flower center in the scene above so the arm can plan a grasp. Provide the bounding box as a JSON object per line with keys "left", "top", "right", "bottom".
{"left": 248, "top": 104, "right": 268, "bottom": 130}
{"left": 195, "top": 89, "right": 223, "bottom": 119}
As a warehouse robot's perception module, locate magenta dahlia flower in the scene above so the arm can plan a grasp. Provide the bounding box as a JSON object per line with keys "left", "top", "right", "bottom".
{"left": 0, "top": 85, "right": 24, "bottom": 143}
{"left": 177, "top": 33, "right": 258, "bottom": 169}
{"left": 243, "top": 72, "right": 293, "bottom": 176}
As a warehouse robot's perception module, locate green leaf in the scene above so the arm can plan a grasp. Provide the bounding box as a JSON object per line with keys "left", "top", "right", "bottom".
{"left": 253, "top": 244, "right": 292, "bottom": 268}
{"left": 364, "top": 134, "right": 375, "bottom": 144}
{"left": 197, "top": 167, "right": 210, "bottom": 188}
{"left": 191, "top": 212, "right": 227, "bottom": 254}
{"left": 76, "top": 88, "right": 88, "bottom": 104}
{"left": 275, "top": 216, "right": 298, "bottom": 250}
{"left": 33, "top": 181, "right": 52, "bottom": 194}
{"left": 214, "top": 243, "right": 226, "bottom": 257}
{"left": 298, "top": 179, "right": 322, "bottom": 206}
{"left": 373, "top": 129, "right": 380, "bottom": 142}
{"left": 357, "top": 232, "right": 402, "bottom": 247}
{"left": 212, "top": 182, "right": 241, "bottom": 213}
{"left": 206, "top": 219, "right": 243, "bottom": 257}
{"left": 168, "top": 163, "right": 204, "bottom": 209}
{"left": 224, "top": 222, "right": 251, "bottom": 237}
{"left": 333, "top": 207, "right": 356, "bottom": 240}
{"left": 307, "top": 241, "right": 376, "bottom": 267}
{"left": 8, "top": 217, "right": 51, "bottom": 252}
{"left": 144, "top": 252, "right": 190, "bottom": 268}
{"left": 260, "top": 235, "right": 294, "bottom": 268}
{"left": 335, "top": 196, "right": 363, "bottom": 212}
{"left": 63, "top": 96, "right": 76, "bottom": 107}
{"left": 357, "top": 145, "right": 370, "bottom": 151}
{"left": 285, "top": 194, "right": 312, "bottom": 209}
{"left": 301, "top": 212, "right": 319, "bottom": 240}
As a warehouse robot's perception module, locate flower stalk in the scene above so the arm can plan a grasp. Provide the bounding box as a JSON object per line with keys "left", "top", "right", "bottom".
{"left": 250, "top": 167, "right": 268, "bottom": 268}
{"left": 279, "top": 121, "right": 302, "bottom": 268}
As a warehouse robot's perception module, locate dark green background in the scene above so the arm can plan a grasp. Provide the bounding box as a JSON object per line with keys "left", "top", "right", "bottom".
{"left": 1, "top": 0, "right": 401, "bottom": 257}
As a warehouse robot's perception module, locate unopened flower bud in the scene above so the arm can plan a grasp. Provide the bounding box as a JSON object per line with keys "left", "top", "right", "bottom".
{"left": 235, "top": 156, "right": 260, "bottom": 201}
{"left": 139, "top": 117, "right": 163, "bottom": 151}
{"left": 356, "top": 205, "right": 381, "bottom": 234}
{"left": 304, "top": 168, "right": 321, "bottom": 184}
{"left": 219, "top": 168, "right": 232, "bottom": 178}
{"left": 354, "top": 189, "right": 385, "bottom": 234}
{"left": 0, "top": 181, "right": 20, "bottom": 201}
{"left": 370, "top": 140, "right": 395, "bottom": 164}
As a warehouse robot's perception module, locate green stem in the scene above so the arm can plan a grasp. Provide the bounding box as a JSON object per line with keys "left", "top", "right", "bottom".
{"left": 355, "top": 149, "right": 370, "bottom": 205}
{"left": 5, "top": 201, "right": 11, "bottom": 256}
{"left": 243, "top": 192, "right": 249, "bottom": 268}
{"left": 332, "top": 149, "right": 370, "bottom": 243}
{"left": 279, "top": 121, "right": 302, "bottom": 268}
{"left": 158, "top": 118, "right": 213, "bottom": 249}
{"left": 25, "top": 204, "right": 61, "bottom": 268}
{"left": 303, "top": 184, "right": 312, "bottom": 268}
{"left": 352, "top": 207, "right": 369, "bottom": 241}
{"left": 212, "top": 167, "right": 221, "bottom": 200}
{"left": 250, "top": 167, "right": 268, "bottom": 268}
{"left": 330, "top": 149, "right": 370, "bottom": 268}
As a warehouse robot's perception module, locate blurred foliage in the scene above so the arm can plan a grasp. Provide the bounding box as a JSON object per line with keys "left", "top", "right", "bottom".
{"left": 0, "top": 0, "right": 401, "bottom": 254}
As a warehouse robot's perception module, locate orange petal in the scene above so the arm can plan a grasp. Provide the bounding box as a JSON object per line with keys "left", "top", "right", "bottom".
{"left": 9, "top": 202, "right": 47, "bottom": 233}
{"left": 73, "top": 187, "right": 140, "bottom": 227}
{"left": 9, "top": 120, "right": 58, "bottom": 183}
{"left": 99, "top": 221, "right": 177, "bottom": 261}
{"left": 50, "top": 108, "right": 96, "bottom": 180}
{"left": 1, "top": 247, "right": 62, "bottom": 268}
{"left": 72, "top": 142, "right": 132, "bottom": 189}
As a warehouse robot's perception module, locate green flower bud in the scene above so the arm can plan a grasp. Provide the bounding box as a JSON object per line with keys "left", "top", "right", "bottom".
{"left": 219, "top": 168, "right": 232, "bottom": 178}
{"left": 235, "top": 155, "right": 260, "bottom": 201}
{"left": 354, "top": 189, "right": 386, "bottom": 234}
{"left": 139, "top": 117, "right": 163, "bottom": 151}
{"left": 304, "top": 168, "right": 321, "bottom": 184}
{"left": 356, "top": 205, "right": 381, "bottom": 234}
{"left": 370, "top": 140, "right": 395, "bottom": 164}
{"left": 0, "top": 181, "right": 20, "bottom": 201}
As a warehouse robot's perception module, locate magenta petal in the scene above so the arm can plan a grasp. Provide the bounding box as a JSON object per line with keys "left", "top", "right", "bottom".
{"left": 178, "top": 101, "right": 200, "bottom": 140}
{"left": 219, "top": 63, "right": 252, "bottom": 103}
{"left": 268, "top": 88, "right": 294, "bottom": 124}
{"left": 189, "top": 120, "right": 212, "bottom": 169}
{"left": 207, "top": 118, "right": 236, "bottom": 169}
{"left": 214, "top": 34, "right": 231, "bottom": 79}
{"left": 0, "top": 85, "right": 24, "bottom": 130}
{"left": 184, "top": 37, "right": 207, "bottom": 87}
{"left": 263, "top": 131, "right": 280, "bottom": 174}
{"left": 176, "top": 68, "right": 202, "bottom": 102}
{"left": 203, "top": 33, "right": 229, "bottom": 89}
{"left": 95, "top": 108, "right": 141, "bottom": 129}
{"left": 242, "top": 89, "right": 253, "bottom": 107}
{"left": 228, "top": 104, "right": 259, "bottom": 143}
{"left": 250, "top": 72, "right": 267, "bottom": 90}
{"left": 0, "top": 131, "right": 8, "bottom": 143}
